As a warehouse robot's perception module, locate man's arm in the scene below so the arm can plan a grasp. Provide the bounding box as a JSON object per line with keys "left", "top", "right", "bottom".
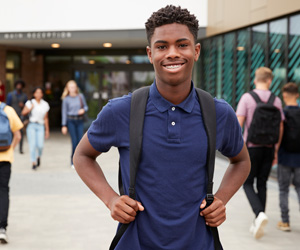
{"left": 11, "top": 130, "right": 21, "bottom": 149}
{"left": 200, "top": 143, "right": 250, "bottom": 227}
{"left": 73, "top": 133, "right": 144, "bottom": 224}
{"left": 273, "top": 121, "right": 283, "bottom": 165}
{"left": 237, "top": 115, "right": 245, "bottom": 128}
{"left": 6, "top": 93, "right": 12, "bottom": 106}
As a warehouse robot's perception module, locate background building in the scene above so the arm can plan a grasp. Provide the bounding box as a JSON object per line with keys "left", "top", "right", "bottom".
{"left": 0, "top": 0, "right": 206, "bottom": 127}
{"left": 198, "top": 0, "right": 300, "bottom": 109}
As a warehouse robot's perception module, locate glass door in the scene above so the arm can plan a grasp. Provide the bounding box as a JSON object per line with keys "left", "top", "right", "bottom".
{"left": 74, "top": 70, "right": 101, "bottom": 128}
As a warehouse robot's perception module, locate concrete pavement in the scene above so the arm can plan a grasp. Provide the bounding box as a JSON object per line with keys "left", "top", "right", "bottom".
{"left": 1, "top": 131, "right": 300, "bottom": 250}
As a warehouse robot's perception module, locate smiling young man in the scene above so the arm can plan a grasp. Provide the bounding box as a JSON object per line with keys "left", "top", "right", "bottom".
{"left": 73, "top": 5, "right": 250, "bottom": 250}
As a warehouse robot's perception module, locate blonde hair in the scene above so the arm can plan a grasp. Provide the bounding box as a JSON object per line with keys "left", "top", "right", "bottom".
{"left": 61, "top": 80, "right": 80, "bottom": 99}
{"left": 255, "top": 67, "right": 273, "bottom": 83}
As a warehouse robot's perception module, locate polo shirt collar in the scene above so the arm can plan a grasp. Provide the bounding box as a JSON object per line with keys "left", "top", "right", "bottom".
{"left": 150, "top": 80, "right": 196, "bottom": 113}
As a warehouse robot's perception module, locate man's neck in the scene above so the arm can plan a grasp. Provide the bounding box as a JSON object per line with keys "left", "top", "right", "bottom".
{"left": 155, "top": 80, "right": 192, "bottom": 105}
{"left": 255, "top": 81, "right": 270, "bottom": 90}
{"left": 284, "top": 100, "right": 298, "bottom": 106}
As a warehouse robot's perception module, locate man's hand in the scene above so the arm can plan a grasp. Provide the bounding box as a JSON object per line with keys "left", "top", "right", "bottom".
{"left": 199, "top": 196, "right": 226, "bottom": 227}
{"left": 109, "top": 195, "right": 144, "bottom": 224}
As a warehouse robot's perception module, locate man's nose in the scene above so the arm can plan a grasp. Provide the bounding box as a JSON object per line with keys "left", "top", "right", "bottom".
{"left": 166, "top": 46, "right": 180, "bottom": 58}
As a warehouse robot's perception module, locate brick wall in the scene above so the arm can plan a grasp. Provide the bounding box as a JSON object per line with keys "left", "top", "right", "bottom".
{"left": 0, "top": 44, "right": 44, "bottom": 98}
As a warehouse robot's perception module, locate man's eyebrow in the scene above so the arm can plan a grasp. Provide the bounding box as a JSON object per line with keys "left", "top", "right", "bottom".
{"left": 176, "top": 38, "right": 189, "bottom": 43}
{"left": 154, "top": 38, "right": 190, "bottom": 44}
{"left": 154, "top": 40, "right": 168, "bottom": 44}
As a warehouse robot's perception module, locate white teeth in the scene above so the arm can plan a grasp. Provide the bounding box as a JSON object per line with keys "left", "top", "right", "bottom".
{"left": 165, "top": 64, "right": 181, "bottom": 69}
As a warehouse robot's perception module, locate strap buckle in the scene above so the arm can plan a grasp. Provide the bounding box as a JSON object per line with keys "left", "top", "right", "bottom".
{"left": 206, "top": 194, "right": 214, "bottom": 206}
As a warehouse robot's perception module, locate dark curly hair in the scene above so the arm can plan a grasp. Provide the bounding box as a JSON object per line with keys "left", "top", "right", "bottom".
{"left": 145, "top": 5, "right": 199, "bottom": 45}
{"left": 14, "top": 79, "right": 25, "bottom": 88}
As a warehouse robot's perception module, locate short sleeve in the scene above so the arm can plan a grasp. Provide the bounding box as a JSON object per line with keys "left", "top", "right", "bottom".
{"left": 45, "top": 101, "right": 50, "bottom": 112}
{"left": 6, "top": 106, "right": 23, "bottom": 132}
{"left": 216, "top": 101, "right": 244, "bottom": 158}
{"left": 87, "top": 102, "right": 118, "bottom": 153}
{"left": 25, "top": 100, "right": 33, "bottom": 109}
{"left": 236, "top": 93, "right": 248, "bottom": 117}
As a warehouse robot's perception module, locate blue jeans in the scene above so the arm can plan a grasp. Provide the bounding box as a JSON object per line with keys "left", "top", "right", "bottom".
{"left": 277, "top": 164, "right": 300, "bottom": 223}
{"left": 26, "top": 122, "right": 45, "bottom": 163}
{"left": 67, "top": 119, "right": 84, "bottom": 164}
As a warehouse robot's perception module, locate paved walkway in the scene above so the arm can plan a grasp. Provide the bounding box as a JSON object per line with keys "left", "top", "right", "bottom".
{"left": 1, "top": 131, "right": 300, "bottom": 249}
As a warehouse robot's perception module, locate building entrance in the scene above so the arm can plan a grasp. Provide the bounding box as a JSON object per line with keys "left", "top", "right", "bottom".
{"left": 43, "top": 52, "right": 154, "bottom": 128}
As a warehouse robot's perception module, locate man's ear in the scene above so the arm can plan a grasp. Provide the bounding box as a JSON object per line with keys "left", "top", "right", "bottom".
{"left": 146, "top": 46, "right": 153, "bottom": 64}
{"left": 194, "top": 43, "right": 201, "bottom": 62}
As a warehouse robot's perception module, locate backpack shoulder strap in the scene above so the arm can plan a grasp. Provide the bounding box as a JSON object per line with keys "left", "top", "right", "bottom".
{"left": 195, "top": 88, "right": 216, "bottom": 197}
{"left": 248, "top": 90, "right": 262, "bottom": 103}
{"left": 267, "top": 92, "right": 276, "bottom": 105}
{"left": 110, "top": 86, "right": 150, "bottom": 250}
{"left": 195, "top": 88, "right": 222, "bottom": 250}
{"left": 128, "top": 86, "right": 150, "bottom": 199}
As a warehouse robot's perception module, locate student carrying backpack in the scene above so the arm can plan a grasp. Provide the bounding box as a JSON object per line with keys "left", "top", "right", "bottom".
{"left": 0, "top": 101, "right": 23, "bottom": 244}
{"left": 72, "top": 5, "right": 250, "bottom": 250}
{"left": 0, "top": 103, "right": 12, "bottom": 151}
{"left": 281, "top": 107, "right": 300, "bottom": 152}
{"left": 247, "top": 91, "right": 281, "bottom": 145}
{"left": 236, "top": 67, "right": 284, "bottom": 240}
{"left": 277, "top": 82, "right": 300, "bottom": 232}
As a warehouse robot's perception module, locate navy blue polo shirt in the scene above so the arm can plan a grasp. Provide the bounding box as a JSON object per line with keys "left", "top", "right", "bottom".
{"left": 88, "top": 82, "right": 244, "bottom": 250}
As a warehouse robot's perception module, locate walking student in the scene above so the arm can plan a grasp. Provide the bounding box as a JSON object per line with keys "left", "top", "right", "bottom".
{"left": 0, "top": 101, "right": 23, "bottom": 243}
{"left": 236, "top": 67, "right": 284, "bottom": 239}
{"left": 61, "top": 80, "right": 88, "bottom": 168}
{"left": 21, "top": 87, "right": 50, "bottom": 170}
{"left": 6, "top": 80, "right": 28, "bottom": 154}
{"left": 277, "top": 82, "right": 300, "bottom": 232}
{"left": 73, "top": 5, "right": 250, "bottom": 250}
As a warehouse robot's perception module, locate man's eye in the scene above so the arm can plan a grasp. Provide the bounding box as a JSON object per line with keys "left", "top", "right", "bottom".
{"left": 157, "top": 45, "right": 166, "bottom": 49}
{"left": 179, "top": 44, "right": 188, "bottom": 48}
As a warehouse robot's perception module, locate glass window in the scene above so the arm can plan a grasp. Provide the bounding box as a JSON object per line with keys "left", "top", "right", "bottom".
{"left": 200, "top": 39, "right": 211, "bottom": 91}
{"left": 5, "top": 72, "right": 20, "bottom": 93}
{"left": 251, "top": 24, "right": 268, "bottom": 89}
{"left": 236, "top": 29, "right": 250, "bottom": 106}
{"left": 269, "top": 18, "right": 287, "bottom": 96}
{"left": 216, "top": 36, "right": 223, "bottom": 99}
{"left": 131, "top": 55, "right": 151, "bottom": 64}
{"left": 6, "top": 52, "right": 21, "bottom": 70}
{"left": 132, "top": 71, "right": 155, "bottom": 90}
{"left": 5, "top": 52, "right": 21, "bottom": 93}
{"left": 288, "top": 14, "right": 300, "bottom": 84}
{"left": 222, "top": 32, "right": 235, "bottom": 107}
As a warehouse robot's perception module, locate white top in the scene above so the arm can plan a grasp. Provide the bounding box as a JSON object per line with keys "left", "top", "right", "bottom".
{"left": 25, "top": 99, "right": 50, "bottom": 125}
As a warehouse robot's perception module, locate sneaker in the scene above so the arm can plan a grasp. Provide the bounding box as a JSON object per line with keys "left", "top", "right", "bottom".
{"left": 37, "top": 157, "right": 40, "bottom": 167}
{"left": 252, "top": 212, "right": 268, "bottom": 239}
{"left": 277, "top": 221, "right": 291, "bottom": 232}
{"left": 0, "top": 228, "right": 8, "bottom": 244}
{"left": 32, "top": 164, "right": 37, "bottom": 170}
{"left": 249, "top": 221, "right": 255, "bottom": 234}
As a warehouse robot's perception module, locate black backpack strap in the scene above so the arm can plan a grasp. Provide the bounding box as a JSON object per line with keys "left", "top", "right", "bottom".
{"left": 267, "top": 92, "right": 276, "bottom": 105}
{"left": 110, "top": 86, "right": 150, "bottom": 250}
{"left": 248, "top": 90, "right": 262, "bottom": 103}
{"left": 196, "top": 88, "right": 222, "bottom": 250}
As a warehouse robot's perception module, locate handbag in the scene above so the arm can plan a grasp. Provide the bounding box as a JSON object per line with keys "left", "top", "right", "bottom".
{"left": 78, "top": 94, "right": 88, "bottom": 122}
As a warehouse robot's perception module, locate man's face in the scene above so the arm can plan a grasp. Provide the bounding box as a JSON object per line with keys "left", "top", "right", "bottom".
{"left": 15, "top": 83, "right": 23, "bottom": 91}
{"left": 146, "top": 23, "right": 200, "bottom": 87}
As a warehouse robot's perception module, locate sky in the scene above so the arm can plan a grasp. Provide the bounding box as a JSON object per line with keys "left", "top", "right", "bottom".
{"left": 0, "top": 0, "right": 207, "bottom": 32}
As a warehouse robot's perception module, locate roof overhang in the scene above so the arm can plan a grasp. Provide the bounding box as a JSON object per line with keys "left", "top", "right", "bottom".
{"left": 0, "top": 28, "right": 206, "bottom": 49}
